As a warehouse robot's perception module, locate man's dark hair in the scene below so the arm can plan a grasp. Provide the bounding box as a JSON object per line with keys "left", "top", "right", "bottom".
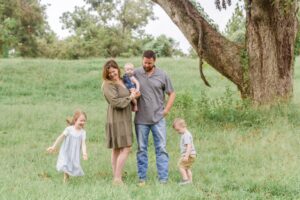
{"left": 143, "top": 50, "right": 156, "bottom": 60}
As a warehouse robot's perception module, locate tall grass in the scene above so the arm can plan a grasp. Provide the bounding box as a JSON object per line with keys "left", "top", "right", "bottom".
{"left": 0, "top": 57, "right": 300, "bottom": 199}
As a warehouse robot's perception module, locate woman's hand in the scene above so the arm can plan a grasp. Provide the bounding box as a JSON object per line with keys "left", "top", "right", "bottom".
{"left": 129, "top": 90, "right": 137, "bottom": 99}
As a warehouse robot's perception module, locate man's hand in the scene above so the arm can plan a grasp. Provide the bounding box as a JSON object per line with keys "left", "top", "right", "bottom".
{"left": 163, "top": 109, "right": 169, "bottom": 117}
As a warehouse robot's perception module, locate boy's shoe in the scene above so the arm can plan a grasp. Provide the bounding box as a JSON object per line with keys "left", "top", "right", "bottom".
{"left": 159, "top": 180, "right": 168, "bottom": 184}
{"left": 138, "top": 180, "right": 146, "bottom": 187}
{"left": 178, "top": 180, "right": 191, "bottom": 185}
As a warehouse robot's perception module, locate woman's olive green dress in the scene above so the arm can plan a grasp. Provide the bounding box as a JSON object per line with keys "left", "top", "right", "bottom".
{"left": 102, "top": 82, "right": 133, "bottom": 149}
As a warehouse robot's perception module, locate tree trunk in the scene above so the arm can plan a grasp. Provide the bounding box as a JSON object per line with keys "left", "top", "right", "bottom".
{"left": 246, "top": 0, "right": 298, "bottom": 104}
{"left": 152, "top": 0, "right": 299, "bottom": 104}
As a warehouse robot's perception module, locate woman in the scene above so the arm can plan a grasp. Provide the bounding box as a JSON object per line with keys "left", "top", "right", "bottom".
{"left": 102, "top": 59, "right": 137, "bottom": 185}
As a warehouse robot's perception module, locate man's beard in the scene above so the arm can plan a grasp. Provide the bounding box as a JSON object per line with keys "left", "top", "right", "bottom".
{"left": 143, "top": 66, "right": 154, "bottom": 72}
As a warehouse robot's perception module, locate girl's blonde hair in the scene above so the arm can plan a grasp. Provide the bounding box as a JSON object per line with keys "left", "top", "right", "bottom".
{"left": 66, "top": 110, "right": 87, "bottom": 125}
{"left": 172, "top": 118, "right": 187, "bottom": 128}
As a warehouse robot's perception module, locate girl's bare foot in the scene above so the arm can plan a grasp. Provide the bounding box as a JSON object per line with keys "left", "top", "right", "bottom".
{"left": 63, "top": 173, "right": 69, "bottom": 183}
{"left": 112, "top": 179, "right": 124, "bottom": 186}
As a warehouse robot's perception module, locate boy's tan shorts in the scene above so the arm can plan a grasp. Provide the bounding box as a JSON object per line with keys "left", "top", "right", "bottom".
{"left": 178, "top": 155, "right": 196, "bottom": 169}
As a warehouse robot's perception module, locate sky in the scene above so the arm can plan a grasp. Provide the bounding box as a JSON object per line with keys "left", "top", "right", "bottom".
{"left": 41, "top": 0, "right": 236, "bottom": 53}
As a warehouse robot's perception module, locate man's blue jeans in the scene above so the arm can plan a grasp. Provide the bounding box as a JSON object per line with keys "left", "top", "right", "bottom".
{"left": 135, "top": 118, "right": 169, "bottom": 182}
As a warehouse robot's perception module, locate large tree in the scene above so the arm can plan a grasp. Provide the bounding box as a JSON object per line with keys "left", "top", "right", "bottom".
{"left": 151, "top": 0, "right": 299, "bottom": 104}
{"left": 0, "top": 0, "right": 50, "bottom": 57}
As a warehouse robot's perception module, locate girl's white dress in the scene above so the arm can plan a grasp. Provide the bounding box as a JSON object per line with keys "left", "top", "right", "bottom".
{"left": 56, "top": 126, "right": 86, "bottom": 176}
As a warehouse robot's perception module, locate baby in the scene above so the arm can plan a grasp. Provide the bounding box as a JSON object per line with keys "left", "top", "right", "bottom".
{"left": 123, "top": 63, "right": 140, "bottom": 112}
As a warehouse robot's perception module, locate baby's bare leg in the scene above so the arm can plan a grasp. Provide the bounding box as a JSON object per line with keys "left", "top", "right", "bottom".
{"left": 132, "top": 99, "right": 138, "bottom": 112}
{"left": 129, "top": 88, "right": 138, "bottom": 112}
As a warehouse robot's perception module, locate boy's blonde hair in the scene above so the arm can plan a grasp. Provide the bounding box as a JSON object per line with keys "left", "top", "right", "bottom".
{"left": 172, "top": 118, "right": 187, "bottom": 128}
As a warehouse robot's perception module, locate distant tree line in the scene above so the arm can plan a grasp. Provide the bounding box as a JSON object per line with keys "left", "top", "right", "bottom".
{"left": 0, "top": 0, "right": 185, "bottom": 59}
{"left": 1, "top": 1, "right": 299, "bottom": 59}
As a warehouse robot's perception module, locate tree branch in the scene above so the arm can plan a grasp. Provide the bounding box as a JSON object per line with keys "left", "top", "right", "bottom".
{"left": 152, "top": 0, "right": 244, "bottom": 91}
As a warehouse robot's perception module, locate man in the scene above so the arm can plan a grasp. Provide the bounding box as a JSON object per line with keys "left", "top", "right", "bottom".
{"left": 134, "top": 50, "right": 176, "bottom": 185}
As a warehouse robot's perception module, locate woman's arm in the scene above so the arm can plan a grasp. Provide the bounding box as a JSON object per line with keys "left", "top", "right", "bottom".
{"left": 103, "top": 82, "right": 132, "bottom": 109}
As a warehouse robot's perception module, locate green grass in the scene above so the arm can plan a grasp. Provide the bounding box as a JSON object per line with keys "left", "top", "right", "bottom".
{"left": 0, "top": 57, "right": 300, "bottom": 200}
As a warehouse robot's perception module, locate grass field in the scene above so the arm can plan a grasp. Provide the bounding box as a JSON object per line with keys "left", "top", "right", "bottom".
{"left": 0, "top": 57, "right": 300, "bottom": 200}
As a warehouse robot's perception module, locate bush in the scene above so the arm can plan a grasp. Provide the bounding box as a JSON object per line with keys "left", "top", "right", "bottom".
{"left": 170, "top": 88, "right": 300, "bottom": 129}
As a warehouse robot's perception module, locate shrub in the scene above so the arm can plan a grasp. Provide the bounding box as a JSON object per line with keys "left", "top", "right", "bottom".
{"left": 170, "top": 88, "right": 300, "bottom": 129}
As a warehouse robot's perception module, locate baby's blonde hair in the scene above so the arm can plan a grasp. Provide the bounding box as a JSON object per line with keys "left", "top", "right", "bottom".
{"left": 66, "top": 110, "right": 87, "bottom": 125}
{"left": 124, "top": 63, "right": 134, "bottom": 70}
{"left": 172, "top": 118, "right": 187, "bottom": 128}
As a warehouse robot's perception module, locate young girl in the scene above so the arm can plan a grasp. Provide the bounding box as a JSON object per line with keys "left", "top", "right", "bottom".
{"left": 47, "top": 110, "right": 88, "bottom": 182}
{"left": 173, "top": 118, "right": 197, "bottom": 185}
{"left": 123, "top": 63, "right": 140, "bottom": 112}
